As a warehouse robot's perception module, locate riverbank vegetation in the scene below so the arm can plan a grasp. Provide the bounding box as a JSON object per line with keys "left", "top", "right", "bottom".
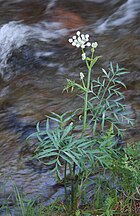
{"left": 0, "top": 141, "right": 139, "bottom": 215}
{"left": 1, "top": 32, "right": 139, "bottom": 215}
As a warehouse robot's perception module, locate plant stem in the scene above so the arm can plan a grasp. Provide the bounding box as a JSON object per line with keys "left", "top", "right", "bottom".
{"left": 71, "top": 162, "right": 76, "bottom": 211}
{"left": 83, "top": 48, "right": 94, "bottom": 133}
{"left": 83, "top": 67, "right": 91, "bottom": 132}
{"left": 64, "top": 162, "right": 68, "bottom": 207}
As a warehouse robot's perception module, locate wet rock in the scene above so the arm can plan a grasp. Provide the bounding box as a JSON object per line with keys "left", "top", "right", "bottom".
{"left": 49, "top": 7, "right": 85, "bottom": 29}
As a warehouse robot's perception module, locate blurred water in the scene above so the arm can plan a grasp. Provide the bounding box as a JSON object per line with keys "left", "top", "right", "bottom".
{"left": 96, "top": 0, "right": 140, "bottom": 32}
{"left": 0, "top": 0, "right": 139, "bottom": 210}
{"left": 0, "top": 20, "right": 68, "bottom": 76}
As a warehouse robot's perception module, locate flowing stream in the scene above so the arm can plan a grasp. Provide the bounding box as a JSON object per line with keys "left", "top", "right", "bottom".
{"left": 0, "top": 0, "right": 140, "bottom": 212}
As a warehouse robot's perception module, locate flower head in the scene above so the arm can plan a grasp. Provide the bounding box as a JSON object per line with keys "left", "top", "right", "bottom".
{"left": 68, "top": 31, "right": 91, "bottom": 49}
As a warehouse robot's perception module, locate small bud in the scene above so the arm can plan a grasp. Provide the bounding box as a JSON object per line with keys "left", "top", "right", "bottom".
{"left": 72, "top": 42, "right": 76, "bottom": 46}
{"left": 81, "top": 34, "right": 85, "bottom": 40}
{"left": 76, "top": 31, "right": 81, "bottom": 36}
{"left": 68, "top": 38, "right": 73, "bottom": 43}
{"left": 81, "top": 53, "right": 86, "bottom": 60}
{"left": 86, "top": 42, "right": 91, "bottom": 47}
{"left": 77, "top": 36, "right": 82, "bottom": 42}
{"left": 92, "top": 42, "right": 98, "bottom": 48}
{"left": 85, "top": 34, "right": 89, "bottom": 39}
{"left": 80, "top": 72, "right": 84, "bottom": 80}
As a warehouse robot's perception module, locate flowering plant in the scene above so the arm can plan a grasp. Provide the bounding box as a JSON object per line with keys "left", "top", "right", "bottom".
{"left": 27, "top": 31, "right": 133, "bottom": 215}
{"left": 66, "top": 31, "right": 133, "bottom": 134}
{"left": 67, "top": 31, "right": 102, "bottom": 133}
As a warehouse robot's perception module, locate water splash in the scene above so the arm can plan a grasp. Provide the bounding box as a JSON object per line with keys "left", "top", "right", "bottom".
{"left": 46, "top": 0, "right": 57, "bottom": 11}
{"left": 0, "top": 21, "right": 33, "bottom": 69}
{"left": 0, "top": 20, "right": 68, "bottom": 78}
{"left": 96, "top": 0, "right": 140, "bottom": 33}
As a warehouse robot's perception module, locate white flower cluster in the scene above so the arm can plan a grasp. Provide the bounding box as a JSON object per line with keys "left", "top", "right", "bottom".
{"left": 68, "top": 31, "right": 98, "bottom": 51}
{"left": 68, "top": 31, "right": 98, "bottom": 61}
{"left": 68, "top": 31, "right": 91, "bottom": 49}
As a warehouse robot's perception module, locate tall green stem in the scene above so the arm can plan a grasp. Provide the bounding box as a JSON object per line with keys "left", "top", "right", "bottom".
{"left": 83, "top": 49, "right": 94, "bottom": 133}
{"left": 64, "top": 162, "right": 68, "bottom": 207}
{"left": 71, "top": 162, "right": 76, "bottom": 211}
{"left": 83, "top": 67, "right": 91, "bottom": 132}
